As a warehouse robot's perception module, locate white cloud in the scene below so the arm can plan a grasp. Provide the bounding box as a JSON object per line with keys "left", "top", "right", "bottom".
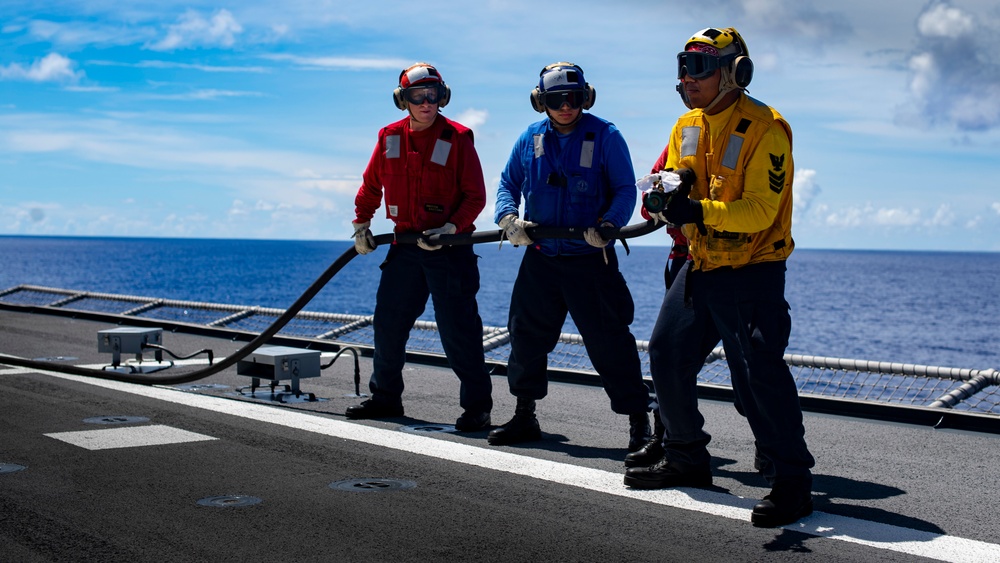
{"left": 821, "top": 204, "right": 923, "bottom": 227}
{"left": 65, "top": 85, "right": 119, "bottom": 93}
{"left": 900, "top": 1, "right": 1000, "bottom": 132}
{"left": 917, "top": 2, "right": 974, "bottom": 38}
{"left": 90, "top": 60, "right": 267, "bottom": 73}
{"left": 143, "top": 89, "right": 264, "bottom": 101}
{"left": 229, "top": 200, "right": 250, "bottom": 216}
{"left": 792, "top": 168, "right": 820, "bottom": 222}
{"left": 907, "top": 52, "right": 937, "bottom": 100}
{"left": 223, "top": 197, "right": 342, "bottom": 240}
{"left": 925, "top": 204, "right": 955, "bottom": 227}
{"left": 0, "top": 111, "right": 333, "bottom": 178}
{"left": 818, "top": 203, "right": 966, "bottom": 230}
{"left": 873, "top": 207, "right": 921, "bottom": 226}
{"left": 824, "top": 204, "right": 870, "bottom": 227}
{"left": 703, "top": 0, "right": 853, "bottom": 46}
{"left": 23, "top": 18, "right": 155, "bottom": 48}
{"left": 0, "top": 53, "right": 82, "bottom": 83}
{"left": 262, "top": 54, "right": 411, "bottom": 70}
{"left": 148, "top": 9, "right": 243, "bottom": 51}
{"left": 452, "top": 108, "right": 489, "bottom": 133}
{"left": 992, "top": 202, "right": 1000, "bottom": 215}
{"left": 296, "top": 178, "right": 359, "bottom": 194}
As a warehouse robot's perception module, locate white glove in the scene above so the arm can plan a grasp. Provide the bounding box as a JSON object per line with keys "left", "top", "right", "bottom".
{"left": 635, "top": 173, "right": 660, "bottom": 193}
{"left": 584, "top": 222, "right": 613, "bottom": 248}
{"left": 651, "top": 211, "right": 673, "bottom": 226}
{"left": 352, "top": 221, "right": 376, "bottom": 255}
{"left": 635, "top": 170, "right": 683, "bottom": 192}
{"left": 417, "top": 222, "right": 456, "bottom": 251}
{"left": 499, "top": 213, "right": 537, "bottom": 246}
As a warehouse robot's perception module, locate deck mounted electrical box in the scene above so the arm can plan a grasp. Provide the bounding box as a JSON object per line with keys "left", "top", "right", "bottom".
{"left": 236, "top": 346, "right": 321, "bottom": 396}
{"left": 98, "top": 327, "right": 163, "bottom": 366}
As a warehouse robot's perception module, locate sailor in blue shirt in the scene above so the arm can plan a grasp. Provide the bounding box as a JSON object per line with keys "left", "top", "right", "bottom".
{"left": 489, "top": 62, "right": 652, "bottom": 455}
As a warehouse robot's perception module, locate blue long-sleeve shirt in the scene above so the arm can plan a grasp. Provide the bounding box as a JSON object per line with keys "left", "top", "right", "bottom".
{"left": 495, "top": 113, "right": 637, "bottom": 256}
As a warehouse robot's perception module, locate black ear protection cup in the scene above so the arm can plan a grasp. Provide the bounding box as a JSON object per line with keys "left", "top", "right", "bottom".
{"left": 393, "top": 87, "right": 406, "bottom": 110}
{"left": 733, "top": 55, "right": 753, "bottom": 88}
{"left": 529, "top": 62, "right": 596, "bottom": 113}
{"left": 438, "top": 84, "right": 451, "bottom": 108}
{"left": 583, "top": 85, "right": 596, "bottom": 110}
{"left": 529, "top": 89, "right": 544, "bottom": 113}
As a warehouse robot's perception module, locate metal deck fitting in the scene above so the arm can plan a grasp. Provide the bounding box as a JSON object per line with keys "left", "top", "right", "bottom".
{"left": 97, "top": 326, "right": 164, "bottom": 368}
{"left": 236, "top": 345, "right": 321, "bottom": 401}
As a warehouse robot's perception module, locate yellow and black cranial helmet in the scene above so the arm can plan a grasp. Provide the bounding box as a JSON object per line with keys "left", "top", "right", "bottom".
{"left": 686, "top": 27, "right": 749, "bottom": 60}
{"left": 683, "top": 27, "right": 753, "bottom": 89}
{"left": 676, "top": 27, "right": 754, "bottom": 110}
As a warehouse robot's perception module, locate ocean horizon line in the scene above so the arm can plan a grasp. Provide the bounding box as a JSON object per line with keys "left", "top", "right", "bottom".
{"left": 2, "top": 232, "right": 998, "bottom": 256}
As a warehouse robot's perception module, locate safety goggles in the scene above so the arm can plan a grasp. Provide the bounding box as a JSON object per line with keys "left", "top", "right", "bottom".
{"left": 677, "top": 51, "right": 723, "bottom": 80}
{"left": 403, "top": 86, "right": 441, "bottom": 105}
{"left": 542, "top": 89, "right": 587, "bottom": 111}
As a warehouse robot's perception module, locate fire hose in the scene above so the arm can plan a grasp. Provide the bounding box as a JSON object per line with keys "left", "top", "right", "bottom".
{"left": 0, "top": 220, "right": 664, "bottom": 385}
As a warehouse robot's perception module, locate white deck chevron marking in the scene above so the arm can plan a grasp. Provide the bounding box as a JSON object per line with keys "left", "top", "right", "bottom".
{"left": 28, "top": 366, "right": 1000, "bottom": 563}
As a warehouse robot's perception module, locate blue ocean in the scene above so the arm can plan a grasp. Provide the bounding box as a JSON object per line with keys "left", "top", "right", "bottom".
{"left": 2, "top": 235, "right": 998, "bottom": 371}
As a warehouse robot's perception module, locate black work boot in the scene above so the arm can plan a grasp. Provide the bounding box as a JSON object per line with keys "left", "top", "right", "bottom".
{"left": 455, "top": 410, "right": 491, "bottom": 432}
{"left": 751, "top": 484, "right": 813, "bottom": 528}
{"left": 487, "top": 398, "right": 541, "bottom": 445}
{"left": 624, "top": 458, "right": 713, "bottom": 490}
{"left": 628, "top": 412, "right": 652, "bottom": 452}
{"left": 624, "top": 409, "right": 665, "bottom": 467}
{"left": 345, "top": 399, "right": 403, "bottom": 420}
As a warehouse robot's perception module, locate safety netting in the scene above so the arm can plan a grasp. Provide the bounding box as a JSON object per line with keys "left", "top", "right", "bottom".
{"left": 3, "top": 284, "right": 997, "bottom": 415}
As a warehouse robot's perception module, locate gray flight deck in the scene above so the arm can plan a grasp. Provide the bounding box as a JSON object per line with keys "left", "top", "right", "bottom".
{"left": 2, "top": 309, "right": 999, "bottom": 562}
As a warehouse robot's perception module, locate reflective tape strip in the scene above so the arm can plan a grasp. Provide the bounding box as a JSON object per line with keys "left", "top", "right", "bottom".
{"left": 431, "top": 139, "right": 452, "bottom": 166}
{"left": 721, "top": 134, "right": 745, "bottom": 170}
{"left": 533, "top": 134, "right": 545, "bottom": 158}
{"left": 386, "top": 135, "right": 400, "bottom": 159}
{"left": 579, "top": 140, "right": 595, "bottom": 169}
{"left": 680, "top": 127, "right": 700, "bottom": 158}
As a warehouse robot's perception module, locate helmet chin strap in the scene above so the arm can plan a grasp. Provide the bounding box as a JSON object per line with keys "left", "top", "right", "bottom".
{"left": 701, "top": 88, "right": 735, "bottom": 114}
{"left": 547, "top": 110, "right": 584, "bottom": 131}
{"left": 676, "top": 66, "right": 744, "bottom": 113}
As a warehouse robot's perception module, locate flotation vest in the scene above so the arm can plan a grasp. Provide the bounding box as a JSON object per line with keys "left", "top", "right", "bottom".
{"left": 673, "top": 94, "right": 794, "bottom": 270}
{"left": 379, "top": 116, "right": 472, "bottom": 233}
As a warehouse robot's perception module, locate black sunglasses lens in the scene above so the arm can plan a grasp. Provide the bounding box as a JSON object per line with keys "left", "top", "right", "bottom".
{"left": 543, "top": 90, "right": 585, "bottom": 110}
{"left": 677, "top": 52, "right": 718, "bottom": 80}
{"left": 405, "top": 87, "right": 439, "bottom": 105}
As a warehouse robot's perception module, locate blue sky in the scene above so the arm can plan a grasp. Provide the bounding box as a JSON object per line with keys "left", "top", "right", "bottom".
{"left": 2, "top": 0, "right": 999, "bottom": 251}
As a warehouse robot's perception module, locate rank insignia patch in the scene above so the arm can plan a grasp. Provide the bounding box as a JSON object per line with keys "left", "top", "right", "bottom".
{"left": 769, "top": 153, "right": 786, "bottom": 194}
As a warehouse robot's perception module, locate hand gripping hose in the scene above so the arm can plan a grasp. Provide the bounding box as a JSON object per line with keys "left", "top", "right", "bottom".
{"left": 0, "top": 220, "right": 664, "bottom": 385}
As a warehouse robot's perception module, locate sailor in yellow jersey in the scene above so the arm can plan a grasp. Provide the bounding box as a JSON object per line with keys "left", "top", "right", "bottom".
{"left": 623, "top": 27, "right": 815, "bottom": 529}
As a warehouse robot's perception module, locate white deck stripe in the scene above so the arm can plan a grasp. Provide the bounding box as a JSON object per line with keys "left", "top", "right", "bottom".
{"left": 45, "top": 425, "right": 217, "bottom": 450}
{"left": 17, "top": 365, "right": 1000, "bottom": 563}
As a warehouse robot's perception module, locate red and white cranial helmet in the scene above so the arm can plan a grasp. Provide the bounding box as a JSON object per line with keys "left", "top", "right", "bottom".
{"left": 399, "top": 63, "right": 444, "bottom": 89}
{"left": 394, "top": 62, "right": 450, "bottom": 109}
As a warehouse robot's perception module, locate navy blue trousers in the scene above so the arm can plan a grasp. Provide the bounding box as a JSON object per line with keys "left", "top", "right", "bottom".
{"left": 370, "top": 244, "right": 492, "bottom": 414}
{"left": 505, "top": 246, "right": 648, "bottom": 415}
{"left": 648, "top": 259, "right": 814, "bottom": 489}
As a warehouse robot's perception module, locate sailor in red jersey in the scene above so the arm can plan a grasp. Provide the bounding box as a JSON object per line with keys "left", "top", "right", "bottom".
{"left": 346, "top": 63, "right": 492, "bottom": 432}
